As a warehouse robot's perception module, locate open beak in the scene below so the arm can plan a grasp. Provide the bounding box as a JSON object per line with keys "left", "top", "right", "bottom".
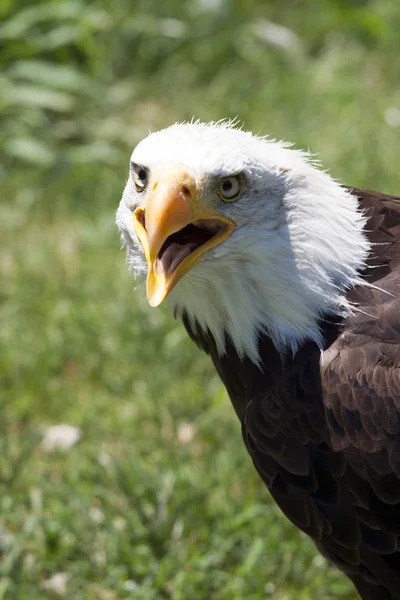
{"left": 133, "top": 168, "right": 234, "bottom": 306}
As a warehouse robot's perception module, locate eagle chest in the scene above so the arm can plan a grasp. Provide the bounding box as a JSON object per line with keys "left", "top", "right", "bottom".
{"left": 207, "top": 335, "right": 334, "bottom": 492}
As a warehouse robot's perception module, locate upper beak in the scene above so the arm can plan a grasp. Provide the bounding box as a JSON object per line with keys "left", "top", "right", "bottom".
{"left": 132, "top": 168, "right": 234, "bottom": 306}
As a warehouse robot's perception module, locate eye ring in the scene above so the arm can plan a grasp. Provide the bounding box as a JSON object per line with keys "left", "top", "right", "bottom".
{"left": 132, "top": 164, "right": 148, "bottom": 192}
{"left": 217, "top": 174, "right": 243, "bottom": 202}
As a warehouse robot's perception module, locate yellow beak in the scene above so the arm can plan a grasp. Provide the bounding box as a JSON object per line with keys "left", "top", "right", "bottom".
{"left": 133, "top": 168, "right": 234, "bottom": 306}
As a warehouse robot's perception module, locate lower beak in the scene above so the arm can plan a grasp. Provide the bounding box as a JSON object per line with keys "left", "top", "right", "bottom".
{"left": 133, "top": 168, "right": 234, "bottom": 306}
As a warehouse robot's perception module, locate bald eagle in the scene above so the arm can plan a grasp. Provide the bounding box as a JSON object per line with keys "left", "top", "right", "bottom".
{"left": 116, "top": 121, "right": 400, "bottom": 600}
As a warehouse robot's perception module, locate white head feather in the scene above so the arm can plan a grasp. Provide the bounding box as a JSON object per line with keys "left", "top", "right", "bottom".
{"left": 116, "top": 120, "right": 370, "bottom": 364}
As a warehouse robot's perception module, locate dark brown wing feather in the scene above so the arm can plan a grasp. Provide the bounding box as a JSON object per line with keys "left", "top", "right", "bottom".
{"left": 183, "top": 188, "right": 400, "bottom": 600}
{"left": 318, "top": 189, "right": 400, "bottom": 597}
{"left": 348, "top": 187, "right": 400, "bottom": 282}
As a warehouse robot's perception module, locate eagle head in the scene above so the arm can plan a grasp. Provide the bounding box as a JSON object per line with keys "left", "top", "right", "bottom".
{"left": 116, "top": 121, "right": 369, "bottom": 363}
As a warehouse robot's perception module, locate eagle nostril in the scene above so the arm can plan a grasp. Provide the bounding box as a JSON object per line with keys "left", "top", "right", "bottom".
{"left": 181, "top": 185, "right": 191, "bottom": 198}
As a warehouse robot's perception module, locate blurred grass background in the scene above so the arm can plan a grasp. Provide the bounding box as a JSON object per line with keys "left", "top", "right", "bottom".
{"left": 1, "top": 0, "right": 399, "bottom": 598}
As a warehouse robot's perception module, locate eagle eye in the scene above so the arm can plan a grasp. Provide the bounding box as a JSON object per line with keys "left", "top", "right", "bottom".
{"left": 132, "top": 164, "right": 148, "bottom": 192}
{"left": 217, "top": 174, "right": 243, "bottom": 202}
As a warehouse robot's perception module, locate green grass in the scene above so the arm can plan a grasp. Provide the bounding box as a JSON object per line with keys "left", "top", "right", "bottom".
{"left": 1, "top": 0, "right": 399, "bottom": 598}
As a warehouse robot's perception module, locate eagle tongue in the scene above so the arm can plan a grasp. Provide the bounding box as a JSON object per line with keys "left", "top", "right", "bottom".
{"left": 158, "top": 242, "right": 196, "bottom": 274}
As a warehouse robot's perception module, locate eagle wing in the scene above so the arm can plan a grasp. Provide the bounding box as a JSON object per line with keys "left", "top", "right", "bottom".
{"left": 323, "top": 187, "right": 400, "bottom": 503}
{"left": 321, "top": 273, "right": 400, "bottom": 515}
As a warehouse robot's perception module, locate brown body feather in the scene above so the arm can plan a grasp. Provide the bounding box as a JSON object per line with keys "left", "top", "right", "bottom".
{"left": 182, "top": 188, "right": 400, "bottom": 600}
